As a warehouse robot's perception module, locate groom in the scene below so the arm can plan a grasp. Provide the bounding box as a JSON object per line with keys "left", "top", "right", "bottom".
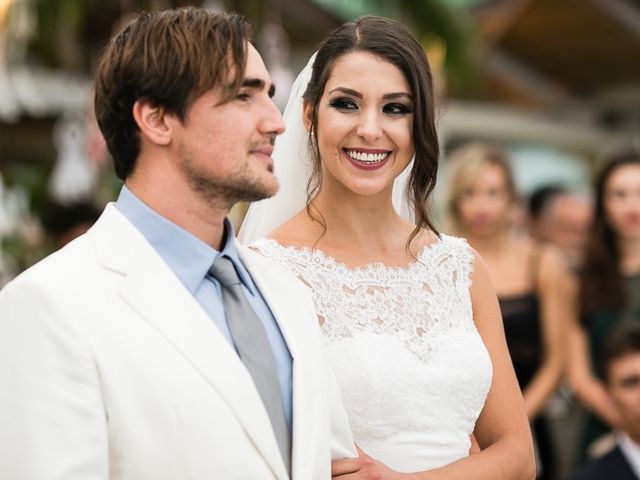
{"left": 0, "top": 8, "right": 356, "bottom": 479}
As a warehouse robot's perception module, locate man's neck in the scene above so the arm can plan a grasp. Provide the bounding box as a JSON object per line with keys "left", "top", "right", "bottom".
{"left": 124, "top": 178, "right": 229, "bottom": 250}
{"left": 621, "top": 431, "right": 640, "bottom": 448}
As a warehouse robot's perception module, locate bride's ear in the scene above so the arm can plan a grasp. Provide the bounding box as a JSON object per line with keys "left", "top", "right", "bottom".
{"left": 302, "top": 101, "right": 313, "bottom": 133}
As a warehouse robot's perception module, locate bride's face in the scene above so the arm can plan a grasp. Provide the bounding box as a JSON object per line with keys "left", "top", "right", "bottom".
{"left": 304, "top": 51, "right": 414, "bottom": 198}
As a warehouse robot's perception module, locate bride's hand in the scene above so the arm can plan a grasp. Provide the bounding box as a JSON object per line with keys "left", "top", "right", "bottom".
{"left": 331, "top": 445, "right": 411, "bottom": 479}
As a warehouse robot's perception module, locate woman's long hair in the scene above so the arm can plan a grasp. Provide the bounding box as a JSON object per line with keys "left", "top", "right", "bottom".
{"left": 580, "top": 151, "right": 640, "bottom": 318}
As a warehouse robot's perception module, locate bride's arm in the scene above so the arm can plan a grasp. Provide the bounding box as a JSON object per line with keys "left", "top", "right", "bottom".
{"left": 332, "top": 250, "right": 535, "bottom": 480}
{"left": 433, "top": 249, "right": 535, "bottom": 479}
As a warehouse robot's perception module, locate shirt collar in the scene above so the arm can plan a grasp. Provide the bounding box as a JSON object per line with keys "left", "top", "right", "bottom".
{"left": 618, "top": 432, "right": 640, "bottom": 478}
{"left": 115, "top": 185, "right": 257, "bottom": 296}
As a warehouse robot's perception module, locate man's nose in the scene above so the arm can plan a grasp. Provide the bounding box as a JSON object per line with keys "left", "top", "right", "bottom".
{"left": 262, "top": 97, "right": 285, "bottom": 136}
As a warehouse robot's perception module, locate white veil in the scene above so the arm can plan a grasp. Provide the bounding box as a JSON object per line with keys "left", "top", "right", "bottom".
{"left": 238, "top": 53, "right": 414, "bottom": 245}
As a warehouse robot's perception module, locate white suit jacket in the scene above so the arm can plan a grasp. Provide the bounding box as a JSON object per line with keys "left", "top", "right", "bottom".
{"left": 0, "top": 204, "right": 355, "bottom": 480}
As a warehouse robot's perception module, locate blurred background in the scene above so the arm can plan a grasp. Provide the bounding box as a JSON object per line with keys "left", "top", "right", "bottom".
{"left": 1, "top": 0, "right": 639, "bottom": 276}
{"left": 1, "top": 2, "right": 639, "bottom": 477}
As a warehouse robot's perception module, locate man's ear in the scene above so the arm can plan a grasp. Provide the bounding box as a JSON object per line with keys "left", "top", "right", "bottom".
{"left": 132, "top": 98, "right": 174, "bottom": 146}
{"left": 302, "top": 100, "right": 313, "bottom": 134}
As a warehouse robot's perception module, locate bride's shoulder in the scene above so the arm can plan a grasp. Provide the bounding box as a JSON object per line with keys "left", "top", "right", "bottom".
{"left": 263, "top": 211, "right": 320, "bottom": 249}
{"left": 247, "top": 212, "right": 314, "bottom": 258}
{"left": 410, "top": 228, "right": 469, "bottom": 253}
{"left": 410, "top": 230, "right": 476, "bottom": 279}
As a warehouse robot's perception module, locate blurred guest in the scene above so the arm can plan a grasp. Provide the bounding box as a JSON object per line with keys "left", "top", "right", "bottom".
{"left": 528, "top": 184, "right": 593, "bottom": 480}
{"left": 446, "top": 143, "right": 575, "bottom": 479}
{"left": 529, "top": 186, "right": 566, "bottom": 225}
{"left": 568, "top": 150, "right": 640, "bottom": 462}
{"left": 528, "top": 185, "right": 593, "bottom": 271}
{"left": 571, "top": 322, "right": 640, "bottom": 480}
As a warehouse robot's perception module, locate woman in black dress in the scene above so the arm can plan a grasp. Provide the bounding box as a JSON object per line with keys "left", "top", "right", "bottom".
{"left": 445, "top": 143, "right": 575, "bottom": 479}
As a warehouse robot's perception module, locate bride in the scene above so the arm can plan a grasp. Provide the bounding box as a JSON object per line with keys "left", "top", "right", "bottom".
{"left": 240, "top": 15, "right": 534, "bottom": 479}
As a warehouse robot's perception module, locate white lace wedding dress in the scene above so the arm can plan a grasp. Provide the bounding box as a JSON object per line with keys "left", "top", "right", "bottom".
{"left": 251, "top": 234, "right": 493, "bottom": 473}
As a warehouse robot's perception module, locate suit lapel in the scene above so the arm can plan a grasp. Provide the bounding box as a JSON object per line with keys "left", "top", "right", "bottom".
{"left": 609, "top": 446, "right": 640, "bottom": 479}
{"left": 237, "top": 244, "right": 299, "bottom": 361}
{"left": 238, "top": 243, "right": 320, "bottom": 478}
{"left": 89, "top": 205, "right": 288, "bottom": 480}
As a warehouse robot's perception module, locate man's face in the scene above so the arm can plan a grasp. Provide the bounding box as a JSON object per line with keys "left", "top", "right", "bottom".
{"left": 607, "top": 352, "right": 640, "bottom": 442}
{"left": 169, "top": 43, "right": 285, "bottom": 207}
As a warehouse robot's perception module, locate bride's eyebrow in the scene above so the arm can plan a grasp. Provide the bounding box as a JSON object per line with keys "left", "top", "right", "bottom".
{"left": 328, "top": 87, "right": 412, "bottom": 101}
{"left": 383, "top": 92, "right": 412, "bottom": 101}
{"left": 329, "top": 87, "right": 362, "bottom": 98}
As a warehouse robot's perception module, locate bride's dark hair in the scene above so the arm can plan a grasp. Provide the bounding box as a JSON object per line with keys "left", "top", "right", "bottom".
{"left": 302, "top": 15, "right": 440, "bottom": 251}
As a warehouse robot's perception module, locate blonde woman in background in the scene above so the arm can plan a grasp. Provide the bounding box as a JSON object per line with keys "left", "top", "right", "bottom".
{"left": 445, "top": 143, "right": 574, "bottom": 479}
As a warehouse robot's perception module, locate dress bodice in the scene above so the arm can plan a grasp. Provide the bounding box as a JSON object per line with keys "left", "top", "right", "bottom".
{"left": 251, "top": 235, "right": 493, "bottom": 473}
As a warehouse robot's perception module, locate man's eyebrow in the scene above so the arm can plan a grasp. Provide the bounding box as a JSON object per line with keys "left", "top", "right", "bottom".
{"left": 242, "top": 78, "right": 276, "bottom": 98}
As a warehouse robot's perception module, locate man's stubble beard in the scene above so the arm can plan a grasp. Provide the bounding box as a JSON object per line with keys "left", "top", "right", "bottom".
{"left": 180, "top": 152, "right": 279, "bottom": 211}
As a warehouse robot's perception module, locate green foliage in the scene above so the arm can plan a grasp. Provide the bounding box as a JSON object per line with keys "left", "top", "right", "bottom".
{"left": 396, "top": 0, "right": 481, "bottom": 94}
{"left": 308, "top": 0, "right": 482, "bottom": 95}
{"left": 29, "top": 0, "right": 85, "bottom": 67}
{"left": 309, "top": 0, "right": 393, "bottom": 19}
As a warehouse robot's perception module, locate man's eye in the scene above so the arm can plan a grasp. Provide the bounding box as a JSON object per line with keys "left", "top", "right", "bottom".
{"left": 236, "top": 92, "right": 250, "bottom": 101}
{"left": 621, "top": 376, "right": 640, "bottom": 388}
{"left": 328, "top": 97, "right": 358, "bottom": 111}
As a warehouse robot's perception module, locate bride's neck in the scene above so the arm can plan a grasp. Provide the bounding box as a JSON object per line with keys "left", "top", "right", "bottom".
{"left": 312, "top": 188, "right": 405, "bottom": 246}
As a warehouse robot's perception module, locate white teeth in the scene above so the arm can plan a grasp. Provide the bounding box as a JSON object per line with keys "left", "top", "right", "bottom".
{"left": 345, "top": 150, "right": 388, "bottom": 163}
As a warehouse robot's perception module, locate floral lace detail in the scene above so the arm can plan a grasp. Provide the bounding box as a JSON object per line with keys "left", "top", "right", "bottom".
{"left": 251, "top": 235, "right": 476, "bottom": 364}
{"left": 251, "top": 234, "right": 492, "bottom": 472}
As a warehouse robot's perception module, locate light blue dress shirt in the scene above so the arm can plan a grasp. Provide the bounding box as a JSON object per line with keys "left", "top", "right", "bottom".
{"left": 116, "top": 186, "right": 293, "bottom": 428}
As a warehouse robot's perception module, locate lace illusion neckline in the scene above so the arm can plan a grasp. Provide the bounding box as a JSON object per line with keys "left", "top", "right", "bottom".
{"left": 253, "top": 235, "right": 453, "bottom": 275}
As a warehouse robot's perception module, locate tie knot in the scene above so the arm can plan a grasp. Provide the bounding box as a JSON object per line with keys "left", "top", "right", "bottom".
{"left": 209, "top": 255, "right": 241, "bottom": 287}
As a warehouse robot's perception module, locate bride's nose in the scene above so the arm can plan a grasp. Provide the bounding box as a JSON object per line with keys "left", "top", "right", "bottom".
{"left": 355, "top": 109, "right": 382, "bottom": 142}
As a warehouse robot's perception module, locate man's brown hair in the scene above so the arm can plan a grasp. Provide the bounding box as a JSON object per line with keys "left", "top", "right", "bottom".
{"left": 94, "top": 7, "right": 251, "bottom": 179}
{"left": 602, "top": 322, "right": 640, "bottom": 382}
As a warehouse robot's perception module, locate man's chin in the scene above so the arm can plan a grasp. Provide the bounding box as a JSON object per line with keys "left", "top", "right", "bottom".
{"left": 237, "top": 180, "right": 279, "bottom": 203}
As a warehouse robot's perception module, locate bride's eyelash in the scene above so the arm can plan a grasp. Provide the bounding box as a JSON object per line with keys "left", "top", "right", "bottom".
{"left": 384, "top": 103, "right": 413, "bottom": 115}
{"left": 328, "top": 97, "right": 413, "bottom": 116}
{"left": 328, "top": 97, "right": 358, "bottom": 111}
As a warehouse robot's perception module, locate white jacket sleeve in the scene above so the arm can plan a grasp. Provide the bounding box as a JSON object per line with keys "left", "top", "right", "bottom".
{"left": 0, "top": 277, "right": 109, "bottom": 480}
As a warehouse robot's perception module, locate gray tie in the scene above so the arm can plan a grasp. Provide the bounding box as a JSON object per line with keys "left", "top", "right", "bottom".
{"left": 209, "top": 255, "right": 291, "bottom": 475}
